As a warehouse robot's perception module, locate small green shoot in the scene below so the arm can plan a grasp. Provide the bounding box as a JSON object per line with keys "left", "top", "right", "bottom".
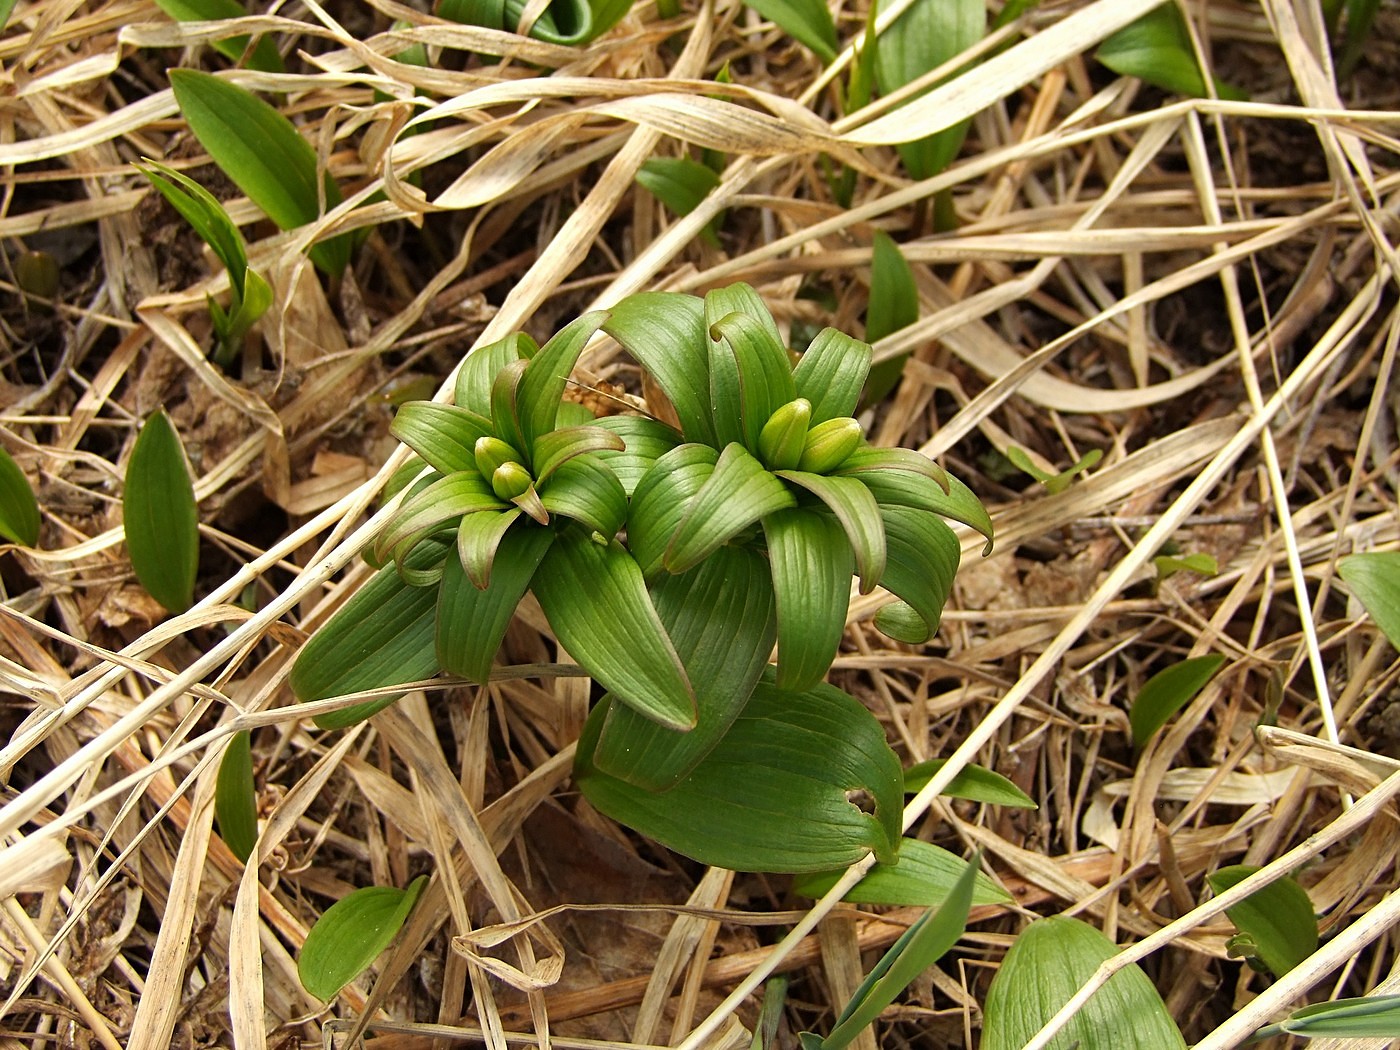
{"left": 1097, "top": 4, "right": 1245, "bottom": 100}
{"left": 0, "top": 446, "right": 40, "bottom": 547}
{"left": 215, "top": 730, "right": 258, "bottom": 862}
{"left": 169, "top": 69, "right": 351, "bottom": 277}
{"left": 123, "top": 411, "right": 199, "bottom": 614}
{"left": 799, "top": 853, "right": 980, "bottom": 1049}
{"left": 1129, "top": 653, "right": 1226, "bottom": 748}
{"left": 635, "top": 156, "right": 722, "bottom": 247}
{"left": 1323, "top": 0, "right": 1380, "bottom": 79}
{"left": 1339, "top": 551, "right": 1400, "bottom": 650}
{"left": 861, "top": 230, "right": 918, "bottom": 406}
{"left": 1253, "top": 994, "right": 1400, "bottom": 1041}
{"left": 982, "top": 916, "right": 1186, "bottom": 1049}
{"left": 298, "top": 874, "right": 429, "bottom": 1000}
{"left": 792, "top": 838, "right": 1011, "bottom": 908}
{"left": 139, "top": 161, "right": 273, "bottom": 367}
{"left": 1153, "top": 550, "right": 1218, "bottom": 583}
{"left": 150, "top": 0, "right": 282, "bottom": 72}
{"left": 1006, "top": 445, "right": 1102, "bottom": 494}
{"left": 1207, "top": 865, "right": 1318, "bottom": 977}
{"left": 903, "top": 758, "right": 1036, "bottom": 807}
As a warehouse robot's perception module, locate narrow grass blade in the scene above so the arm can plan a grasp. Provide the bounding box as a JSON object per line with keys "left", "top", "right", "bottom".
{"left": 289, "top": 541, "right": 446, "bottom": 728}
{"left": 862, "top": 230, "right": 918, "bottom": 404}
{"left": 437, "top": 524, "right": 552, "bottom": 683}
{"left": 139, "top": 161, "right": 249, "bottom": 290}
{"left": 576, "top": 675, "right": 902, "bottom": 872}
{"left": 299, "top": 874, "right": 429, "bottom": 1001}
{"left": 0, "top": 445, "right": 40, "bottom": 547}
{"left": 534, "top": 529, "right": 695, "bottom": 730}
{"left": 904, "top": 758, "right": 1036, "bottom": 807}
{"left": 743, "top": 0, "right": 836, "bottom": 63}
{"left": 215, "top": 730, "right": 258, "bottom": 863}
{"left": 1339, "top": 551, "right": 1400, "bottom": 650}
{"left": 592, "top": 546, "right": 776, "bottom": 789}
{"left": 1129, "top": 653, "right": 1225, "bottom": 748}
{"left": 792, "top": 327, "right": 872, "bottom": 424}
{"left": 751, "top": 977, "right": 789, "bottom": 1050}
{"left": 665, "top": 443, "right": 795, "bottom": 573}
{"left": 764, "top": 508, "right": 855, "bottom": 692}
{"left": 604, "top": 292, "right": 716, "bottom": 445}
{"left": 777, "top": 470, "right": 885, "bottom": 593}
{"left": 1207, "top": 865, "right": 1318, "bottom": 977}
{"left": 124, "top": 410, "right": 199, "bottom": 613}
{"left": 982, "top": 916, "right": 1186, "bottom": 1049}
{"left": 815, "top": 853, "right": 981, "bottom": 1049}
{"left": 169, "top": 69, "right": 350, "bottom": 276}
{"left": 793, "top": 839, "right": 1009, "bottom": 908}
{"left": 1097, "top": 4, "right": 1245, "bottom": 100}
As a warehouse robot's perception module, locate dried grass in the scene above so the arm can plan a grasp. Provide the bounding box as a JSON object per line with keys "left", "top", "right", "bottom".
{"left": 2, "top": 0, "right": 1400, "bottom": 1046}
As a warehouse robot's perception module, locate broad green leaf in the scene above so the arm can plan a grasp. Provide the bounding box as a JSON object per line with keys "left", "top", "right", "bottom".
{"left": 215, "top": 729, "right": 258, "bottom": 863}
{"left": 592, "top": 546, "right": 777, "bottom": 789}
{"left": 628, "top": 443, "right": 718, "bottom": 577}
{"left": 1207, "top": 865, "right": 1318, "bottom": 978}
{"left": 538, "top": 456, "right": 628, "bottom": 538}
{"left": 576, "top": 674, "right": 902, "bottom": 872}
{"left": 873, "top": 0, "right": 984, "bottom": 179}
{"left": 1279, "top": 995, "right": 1400, "bottom": 1038}
{"left": 1129, "top": 654, "right": 1226, "bottom": 748}
{"left": 604, "top": 292, "right": 715, "bottom": 445}
{"left": 534, "top": 529, "right": 695, "bottom": 730}
{"left": 704, "top": 284, "right": 786, "bottom": 449}
{"left": 169, "top": 69, "right": 350, "bottom": 276}
{"left": 299, "top": 875, "right": 429, "bottom": 1001}
{"left": 454, "top": 332, "right": 533, "bottom": 417}
{"left": 815, "top": 854, "right": 979, "bottom": 1050}
{"left": 151, "top": 0, "right": 283, "bottom": 70}
{"left": 124, "top": 410, "right": 199, "bottom": 613}
{"left": 0, "top": 445, "right": 40, "bottom": 547}
{"left": 705, "top": 282, "right": 786, "bottom": 352}
{"left": 1339, "top": 551, "right": 1400, "bottom": 650}
{"left": 743, "top": 0, "right": 836, "bottom": 62}
{"left": 904, "top": 758, "right": 1036, "bottom": 808}
{"left": 793, "top": 839, "right": 1009, "bottom": 908}
{"left": 636, "top": 157, "right": 722, "bottom": 247}
{"left": 455, "top": 507, "right": 521, "bottom": 589}
{"left": 872, "top": 600, "right": 927, "bottom": 645}
{"left": 516, "top": 311, "right": 609, "bottom": 450}
{"left": 375, "top": 473, "right": 505, "bottom": 567}
{"left": 390, "top": 402, "right": 494, "bottom": 475}
{"left": 792, "top": 327, "right": 872, "bottom": 425}
{"left": 709, "top": 306, "right": 795, "bottom": 452}
{"left": 834, "top": 445, "right": 948, "bottom": 490}
{"left": 290, "top": 540, "right": 445, "bottom": 728}
{"left": 437, "top": 524, "right": 552, "bottom": 683}
{"left": 1097, "top": 4, "right": 1246, "bottom": 100}
{"left": 764, "top": 507, "right": 855, "bottom": 692}
{"left": 872, "top": 506, "right": 959, "bottom": 644}
{"left": 982, "top": 916, "right": 1186, "bottom": 1050}
{"left": 1005, "top": 445, "right": 1102, "bottom": 494}
{"left": 862, "top": 230, "right": 918, "bottom": 405}
{"left": 852, "top": 467, "right": 993, "bottom": 553}
{"left": 588, "top": 415, "right": 682, "bottom": 495}
{"left": 665, "top": 443, "right": 795, "bottom": 573}
{"left": 777, "top": 470, "right": 885, "bottom": 592}
{"left": 530, "top": 425, "right": 624, "bottom": 484}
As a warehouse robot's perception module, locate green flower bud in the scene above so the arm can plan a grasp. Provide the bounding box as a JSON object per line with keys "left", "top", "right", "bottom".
{"left": 490, "top": 461, "right": 533, "bottom": 501}
{"left": 475, "top": 436, "right": 523, "bottom": 481}
{"left": 757, "top": 397, "right": 811, "bottom": 470}
{"left": 797, "top": 417, "right": 863, "bottom": 473}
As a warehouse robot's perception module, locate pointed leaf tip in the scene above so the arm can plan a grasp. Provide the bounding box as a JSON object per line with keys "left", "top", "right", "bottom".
{"left": 124, "top": 410, "right": 199, "bottom": 613}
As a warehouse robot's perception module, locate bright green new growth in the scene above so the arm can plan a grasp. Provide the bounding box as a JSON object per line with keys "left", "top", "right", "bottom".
{"left": 138, "top": 161, "right": 273, "bottom": 367}
{"left": 123, "top": 410, "right": 200, "bottom": 614}
{"left": 1207, "top": 865, "right": 1319, "bottom": 977}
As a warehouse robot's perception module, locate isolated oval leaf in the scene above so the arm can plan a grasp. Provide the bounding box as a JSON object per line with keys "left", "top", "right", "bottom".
{"left": 124, "top": 410, "right": 199, "bottom": 613}
{"left": 1340, "top": 551, "right": 1400, "bottom": 651}
{"left": 982, "top": 916, "right": 1186, "bottom": 1050}
{"left": 862, "top": 230, "right": 918, "bottom": 404}
{"left": 904, "top": 758, "right": 1036, "bottom": 808}
{"left": 290, "top": 541, "right": 445, "bottom": 728}
{"left": 1129, "top": 654, "right": 1226, "bottom": 748}
{"left": 1207, "top": 865, "right": 1318, "bottom": 977}
{"left": 577, "top": 675, "right": 902, "bottom": 872}
{"left": 299, "top": 874, "right": 428, "bottom": 1001}
{"left": 1097, "top": 3, "right": 1246, "bottom": 100}
{"left": 0, "top": 445, "right": 40, "bottom": 547}
{"left": 793, "top": 838, "right": 1010, "bottom": 908}
{"left": 215, "top": 730, "right": 258, "bottom": 863}
{"left": 169, "top": 69, "right": 350, "bottom": 276}
{"left": 637, "top": 156, "right": 722, "bottom": 245}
